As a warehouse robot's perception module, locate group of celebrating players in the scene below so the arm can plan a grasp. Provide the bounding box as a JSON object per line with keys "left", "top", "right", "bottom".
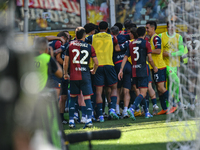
{"left": 34, "top": 19, "right": 185, "bottom": 129}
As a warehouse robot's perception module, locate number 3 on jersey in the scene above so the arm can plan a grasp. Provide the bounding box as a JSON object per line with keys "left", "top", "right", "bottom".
{"left": 133, "top": 47, "right": 139, "bottom": 61}
{"left": 72, "top": 49, "right": 89, "bottom": 64}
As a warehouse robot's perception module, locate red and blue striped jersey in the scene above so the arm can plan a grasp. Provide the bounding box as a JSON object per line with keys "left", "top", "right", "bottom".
{"left": 48, "top": 40, "right": 62, "bottom": 50}
{"left": 125, "top": 38, "right": 152, "bottom": 77}
{"left": 65, "top": 40, "right": 96, "bottom": 81}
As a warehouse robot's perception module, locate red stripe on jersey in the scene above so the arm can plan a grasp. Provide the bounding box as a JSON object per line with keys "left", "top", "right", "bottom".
{"left": 114, "top": 60, "right": 123, "bottom": 65}
{"left": 129, "top": 42, "right": 137, "bottom": 77}
{"left": 91, "top": 46, "right": 96, "bottom": 57}
{"left": 55, "top": 40, "right": 61, "bottom": 49}
{"left": 113, "top": 36, "right": 118, "bottom": 45}
{"left": 145, "top": 41, "right": 152, "bottom": 54}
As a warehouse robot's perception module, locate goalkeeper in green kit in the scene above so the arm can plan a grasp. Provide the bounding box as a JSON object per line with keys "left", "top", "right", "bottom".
{"left": 159, "top": 21, "right": 184, "bottom": 114}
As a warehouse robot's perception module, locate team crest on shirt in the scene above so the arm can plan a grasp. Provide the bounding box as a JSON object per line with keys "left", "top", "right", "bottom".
{"left": 169, "top": 70, "right": 172, "bottom": 73}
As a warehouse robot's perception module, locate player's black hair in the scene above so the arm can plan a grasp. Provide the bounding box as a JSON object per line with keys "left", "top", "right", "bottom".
{"left": 137, "top": 26, "right": 146, "bottom": 37}
{"left": 127, "top": 23, "right": 137, "bottom": 29}
{"left": 57, "top": 31, "right": 67, "bottom": 38}
{"left": 84, "top": 23, "right": 96, "bottom": 34}
{"left": 124, "top": 19, "right": 132, "bottom": 29}
{"left": 130, "top": 27, "right": 138, "bottom": 39}
{"left": 34, "top": 37, "right": 48, "bottom": 52}
{"left": 114, "top": 22, "right": 123, "bottom": 31}
{"left": 146, "top": 21, "right": 157, "bottom": 30}
{"left": 110, "top": 26, "right": 119, "bottom": 36}
{"left": 99, "top": 21, "right": 108, "bottom": 30}
{"left": 63, "top": 30, "right": 69, "bottom": 33}
{"left": 75, "top": 27, "right": 86, "bottom": 40}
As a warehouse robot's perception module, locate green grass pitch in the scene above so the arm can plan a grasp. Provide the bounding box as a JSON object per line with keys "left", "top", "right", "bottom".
{"left": 63, "top": 101, "right": 197, "bottom": 150}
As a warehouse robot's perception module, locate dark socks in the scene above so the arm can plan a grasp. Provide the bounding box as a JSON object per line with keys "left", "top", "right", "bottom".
{"left": 85, "top": 99, "right": 93, "bottom": 120}
{"left": 151, "top": 98, "right": 157, "bottom": 106}
{"left": 110, "top": 96, "right": 117, "bottom": 110}
{"left": 81, "top": 106, "right": 87, "bottom": 117}
{"left": 132, "top": 94, "right": 144, "bottom": 110}
{"left": 69, "top": 97, "right": 78, "bottom": 120}
{"left": 96, "top": 103, "right": 103, "bottom": 117}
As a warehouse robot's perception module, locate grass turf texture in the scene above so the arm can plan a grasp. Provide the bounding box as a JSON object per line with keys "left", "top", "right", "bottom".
{"left": 63, "top": 101, "right": 197, "bottom": 150}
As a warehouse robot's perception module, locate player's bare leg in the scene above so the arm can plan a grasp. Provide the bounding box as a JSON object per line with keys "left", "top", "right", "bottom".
{"left": 123, "top": 88, "right": 130, "bottom": 118}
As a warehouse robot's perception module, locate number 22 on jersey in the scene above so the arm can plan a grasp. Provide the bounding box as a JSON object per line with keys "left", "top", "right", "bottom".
{"left": 72, "top": 49, "right": 89, "bottom": 64}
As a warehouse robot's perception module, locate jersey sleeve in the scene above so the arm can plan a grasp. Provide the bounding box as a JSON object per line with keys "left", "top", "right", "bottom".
{"left": 146, "top": 41, "right": 152, "bottom": 54}
{"left": 144, "top": 37, "right": 149, "bottom": 41}
{"left": 85, "top": 35, "right": 93, "bottom": 44}
{"left": 120, "top": 41, "right": 129, "bottom": 51}
{"left": 153, "top": 36, "right": 161, "bottom": 49}
{"left": 91, "top": 46, "right": 96, "bottom": 58}
{"left": 125, "top": 45, "right": 130, "bottom": 57}
{"left": 112, "top": 36, "right": 118, "bottom": 45}
{"left": 49, "top": 57, "right": 58, "bottom": 74}
{"left": 55, "top": 41, "right": 62, "bottom": 49}
{"left": 171, "top": 35, "right": 184, "bottom": 57}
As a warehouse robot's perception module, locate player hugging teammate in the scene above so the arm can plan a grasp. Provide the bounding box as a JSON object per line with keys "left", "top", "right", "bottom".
{"left": 42, "top": 20, "right": 184, "bottom": 129}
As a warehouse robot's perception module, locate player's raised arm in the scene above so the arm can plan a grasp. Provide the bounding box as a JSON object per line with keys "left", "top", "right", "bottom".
{"left": 46, "top": 36, "right": 65, "bottom": 45}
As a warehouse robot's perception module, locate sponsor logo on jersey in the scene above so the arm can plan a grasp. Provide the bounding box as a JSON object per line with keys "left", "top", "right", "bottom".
{"left": 75, "top": 67, "right": 87, "bottom": 71}
{"left": 117, "top": 54, "right": 125, "bottom": 59}
{"left": 132, "top": 64, "right": 141, "bottom": 68}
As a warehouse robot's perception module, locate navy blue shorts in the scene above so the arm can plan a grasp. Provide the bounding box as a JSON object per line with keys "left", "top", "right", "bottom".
{"left": 131, "top": 77, "right": 136, "bottom": 85}
{"left": 147, "top": 64, "right": 152, "bottom": 83}
{"left": 70, "top": 79, "right": 93, "bottom": 96}
{"left": 115, "top": 62, "right": 132, "bottom": 89}
{"left": 151, "top": 68, "right": 166, "bottom": 83}
{"left": 48, "top": 74, "right": 61, "bottom": 89}
{"left": 134, "top": 77, "right": 148, "bottom": 88}
{"left": 60, "top": 77, "right": 69, "bottom": 95}
{"left": 94, "top": 65, "right": 118, "bottom": 87}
